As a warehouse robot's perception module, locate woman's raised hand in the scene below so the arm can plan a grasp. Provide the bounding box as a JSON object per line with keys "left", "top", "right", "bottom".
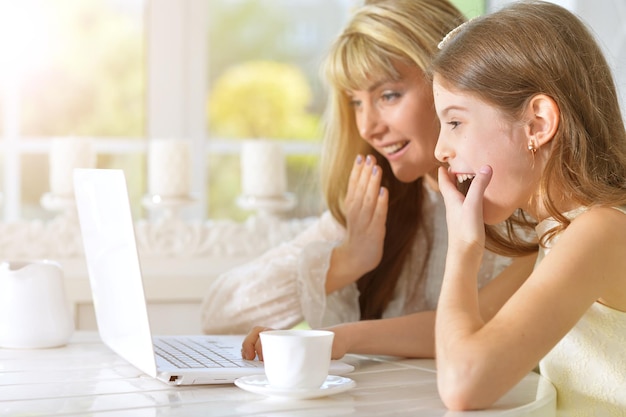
{"left": 334, "top": 154, "right": 388, "bottom": 280}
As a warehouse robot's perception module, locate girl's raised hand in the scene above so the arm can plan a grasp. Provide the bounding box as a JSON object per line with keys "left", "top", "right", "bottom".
{"left": 437, "top": 165, "right": 492, "bottom": 252}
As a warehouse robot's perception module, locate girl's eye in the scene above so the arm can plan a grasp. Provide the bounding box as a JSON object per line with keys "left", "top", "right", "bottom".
{"left": 448, "top": 121, "right": 460, "bottom": 130}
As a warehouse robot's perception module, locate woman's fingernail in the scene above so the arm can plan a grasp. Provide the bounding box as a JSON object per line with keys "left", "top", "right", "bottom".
{"left": 479, "top": 165, "right": 491, "bottom": 174}
{"left": 366, "top": 155, "right": 372, "bottom": 165}
{"left": 356, "top": 155, "right": 363, "bottom": 164}
{"left": 372, "top": 166, "right": 378, "bottom": 175}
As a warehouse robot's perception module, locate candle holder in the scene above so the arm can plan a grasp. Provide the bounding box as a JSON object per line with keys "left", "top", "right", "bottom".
{"left": 40, "top": 192, "right": 77, "bottom": 217}
{"left": 236, "top": 192, "right": 297, "bottom": 217}
{"left": 142, "top": 194, "right": 198, "bottom": 220}
{"left": 49, "top": 138, "right": 96, "bottom": 197}
{"left": 147, "top": 139, "right": 192, "bottom": 199}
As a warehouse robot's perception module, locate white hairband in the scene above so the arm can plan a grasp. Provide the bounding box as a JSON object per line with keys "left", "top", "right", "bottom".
{"left": 437, "top": 20, "right": 472, "bottom": 50}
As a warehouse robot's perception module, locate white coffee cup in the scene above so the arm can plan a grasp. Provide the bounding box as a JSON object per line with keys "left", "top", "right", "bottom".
{"left": 260, "top": 329, "right": 334, "bottom": 389}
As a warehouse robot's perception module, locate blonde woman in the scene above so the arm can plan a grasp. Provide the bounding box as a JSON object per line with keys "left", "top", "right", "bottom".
{"left": 203, "top": 0, "right": 510, "bottom": 339}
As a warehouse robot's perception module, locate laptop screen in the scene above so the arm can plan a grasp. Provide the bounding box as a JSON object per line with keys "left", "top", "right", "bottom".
{"left": 74, "top": 168, "right": 157, "bottom": 377}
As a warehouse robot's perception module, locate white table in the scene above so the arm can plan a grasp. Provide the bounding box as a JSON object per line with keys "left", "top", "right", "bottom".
{"left": 0, "top": 332, "right": 556, "bottom": 416}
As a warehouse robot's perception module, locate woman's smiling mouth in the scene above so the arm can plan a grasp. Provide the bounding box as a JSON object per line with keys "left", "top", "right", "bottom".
{"left": 382, "top": 140, "right": 409, "bottom": 156}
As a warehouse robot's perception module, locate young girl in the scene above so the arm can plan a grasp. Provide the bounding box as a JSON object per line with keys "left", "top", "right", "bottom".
{"left": 431, "top": 1, "right": 626, "bottom": 414}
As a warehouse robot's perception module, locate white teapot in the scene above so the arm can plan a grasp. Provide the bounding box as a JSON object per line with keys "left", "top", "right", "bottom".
{"left": 0, "top": 260, "right": 74, "bottom": 349}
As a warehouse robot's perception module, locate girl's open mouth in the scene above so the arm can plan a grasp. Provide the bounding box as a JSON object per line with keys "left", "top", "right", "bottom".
{"left": 456, "top": 174, "right": 475, "bottom": 196}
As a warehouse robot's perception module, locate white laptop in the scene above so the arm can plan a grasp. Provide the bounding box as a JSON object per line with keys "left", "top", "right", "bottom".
{"left": 73, "top": 168, "right": 354, "bottom": 386}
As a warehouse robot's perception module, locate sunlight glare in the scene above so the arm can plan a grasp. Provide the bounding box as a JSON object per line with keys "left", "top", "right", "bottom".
{"left": 0, "top": 0, "right": 53, "bottom": 78}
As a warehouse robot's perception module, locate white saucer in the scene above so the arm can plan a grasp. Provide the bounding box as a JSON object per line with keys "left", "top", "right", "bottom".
{"left": 235, "top": 375, "right": 356, "bottom": 400}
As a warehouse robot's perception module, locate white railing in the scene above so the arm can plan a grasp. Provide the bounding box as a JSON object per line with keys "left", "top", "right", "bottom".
{"left": 0, "top": 135, "right": 320, "bottom": 334}
{"left": 0, "top": 206, "right": 315, "bottom": 334}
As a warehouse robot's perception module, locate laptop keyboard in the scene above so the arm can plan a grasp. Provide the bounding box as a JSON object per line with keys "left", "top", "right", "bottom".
{"left": 154, "top": 337, "right": 263, "bottom": 369}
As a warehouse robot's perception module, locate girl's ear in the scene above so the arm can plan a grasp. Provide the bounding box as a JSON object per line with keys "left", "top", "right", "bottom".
{"left": 525, "top": 94, "right": 560, "bottom": 148}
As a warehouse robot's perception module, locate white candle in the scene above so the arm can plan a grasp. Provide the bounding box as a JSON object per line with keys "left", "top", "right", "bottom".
{"left": 148, "top": 139, "right": 191, "bottom": 198}
{"left": 49, "top": 138, "right": 96, "bottom": 197}
{"left": 241, "top": 140, "right": 287, "bottom": 198}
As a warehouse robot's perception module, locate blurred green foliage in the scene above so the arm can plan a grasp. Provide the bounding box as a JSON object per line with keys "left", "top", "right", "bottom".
{"left": 208, "top": 60, "right": 319, "bottom": 140}
{"left": 452, "top": 0, "right": 485, "bottom": 19}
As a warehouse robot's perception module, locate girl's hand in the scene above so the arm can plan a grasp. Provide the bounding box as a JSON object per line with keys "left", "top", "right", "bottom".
{"left": 437, "top": 165, "right": 492, "bottom": 252}
{"left": 337, "top": 154, "right": 388, "bottom": 277}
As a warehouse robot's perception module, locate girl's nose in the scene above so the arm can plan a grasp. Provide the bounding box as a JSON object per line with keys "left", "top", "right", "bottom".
{"left": 434, "top": 133, "right": 452, "bottom": 163}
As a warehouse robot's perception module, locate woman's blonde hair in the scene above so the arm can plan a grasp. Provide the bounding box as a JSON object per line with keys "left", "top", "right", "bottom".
{"left": 320, "top": 0, "right": 465, "bottom": 319}
{"left": 431, "top": 0, "right": 626, "bottom": 255}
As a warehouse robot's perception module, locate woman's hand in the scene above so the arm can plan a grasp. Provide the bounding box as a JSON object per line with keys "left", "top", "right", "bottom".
{"left": 327, "top": 154, "right": 388, "bottom": 292}
{"left": 342, "top": 154, "right": 388, "bottom": 270}
{"left": 241, "top": 326, "right": 273, "bottom": 360}
{"left": 241, "top": 326, "right": 347, "bottom": 361}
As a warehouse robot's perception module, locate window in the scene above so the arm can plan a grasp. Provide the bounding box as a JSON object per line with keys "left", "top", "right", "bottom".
{"left": 0, "top": 0, "right": 487, "bottom": 222}
{"left": 204, "top": 0, "right": 353, "bottom": 220}
{"left": 0, "top": 0, "right": 145, "bottom": 221}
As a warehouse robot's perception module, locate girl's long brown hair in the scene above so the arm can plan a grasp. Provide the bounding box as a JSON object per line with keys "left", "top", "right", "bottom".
{"left": 431, "top": 0, "right": 626, "bottom": 255}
